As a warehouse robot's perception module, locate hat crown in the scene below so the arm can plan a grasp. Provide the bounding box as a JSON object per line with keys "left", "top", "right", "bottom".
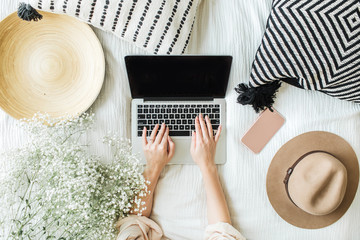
{"left": 288, "top": 152, "right": 347, "bottom": 216}
{"left": 267, "top": 131, "right": 359, "bottom": 229}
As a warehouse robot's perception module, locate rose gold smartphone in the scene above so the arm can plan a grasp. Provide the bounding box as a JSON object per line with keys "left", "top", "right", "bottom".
{"left": 241, "top": 108, "right": 285, "bottom": 154}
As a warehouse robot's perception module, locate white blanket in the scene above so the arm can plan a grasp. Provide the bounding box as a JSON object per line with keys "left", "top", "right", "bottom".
{"left": 1, "top": 0, "right": 360, "bottom": 239}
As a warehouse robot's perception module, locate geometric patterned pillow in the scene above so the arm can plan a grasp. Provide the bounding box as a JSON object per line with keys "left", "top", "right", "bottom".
{"left": 236, "top": 0, "right": 360, "bottom": 112}
{"left": 21, "top": 0, "right": 200, "bottom": 55}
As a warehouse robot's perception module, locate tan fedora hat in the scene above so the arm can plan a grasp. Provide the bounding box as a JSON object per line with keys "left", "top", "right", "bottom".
{"left": 0, "top": 11, "right": 105, "bottom": 120}
{"left": 266, "top": 131, "right": 359, "bottom": 229}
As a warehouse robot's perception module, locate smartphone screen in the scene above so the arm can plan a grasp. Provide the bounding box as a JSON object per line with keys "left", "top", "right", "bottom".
{"left": 241, "top": 108, "right": 285, "bottom": 154}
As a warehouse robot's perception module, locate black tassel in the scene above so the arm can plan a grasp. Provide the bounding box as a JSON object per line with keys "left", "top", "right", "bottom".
{"left": 17, "top": 2, "right": 43, "bottom": 21}
{"left": 235, "top": 81, "right": 281, "bottom": 113}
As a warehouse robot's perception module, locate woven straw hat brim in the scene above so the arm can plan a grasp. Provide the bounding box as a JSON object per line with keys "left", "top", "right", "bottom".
{"left": 266, "top": 131, "right": 359, "bottom": 229}
{"left": 0, "top": 11, "right": 105, "bottom": 120}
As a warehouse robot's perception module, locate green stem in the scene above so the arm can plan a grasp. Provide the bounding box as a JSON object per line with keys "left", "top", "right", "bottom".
{"left": 17, "top": 164, "right": 44, "bottom": 227}
{"left": 52, "top": 214, "right": 87, "bottom": 239}
{"left": 6, "top": 179, "right": 32, "bottom": 240}
{"left": 46, "top": 221, "right": 67, "bottom": 239}
{"left": 20, "top": 181, "right": 35, "bottom": 223}
{"left": 10, "top": 166, "right": 44, "bottom": 239}
{"left": 30, "top": 216, "right": 59, "bottom": 238}
{"left": 21, "top": 211, "right": 49, "bottom": 237}
{"left": 61, "top": 129, "right": 85, "bottom": 144}
{"left": 57, "top": 228, "right": 69, "bottom": 239}
{"left": 17, "top": 206, "right": 43, "bottom": 232}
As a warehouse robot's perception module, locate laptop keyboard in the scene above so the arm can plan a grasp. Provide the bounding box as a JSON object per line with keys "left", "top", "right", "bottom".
{"left": 137, "top": 104, "right": 221, "bottom": 137}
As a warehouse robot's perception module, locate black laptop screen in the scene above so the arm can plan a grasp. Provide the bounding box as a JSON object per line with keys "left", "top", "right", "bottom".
{"left": 125, "top": 56, "right": 232, "bottom": 99}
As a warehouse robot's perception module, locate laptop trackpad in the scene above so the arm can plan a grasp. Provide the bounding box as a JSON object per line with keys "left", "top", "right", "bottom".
{"left": 169, "top": 133, "right": 226, "bottom": 165}
{"left": 170, "top": 139, "right": 194, "bottom": 164}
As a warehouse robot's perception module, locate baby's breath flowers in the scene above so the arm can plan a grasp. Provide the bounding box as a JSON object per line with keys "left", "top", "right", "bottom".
{"left": 0, "top": 113, "right": 147, "bottom": 240}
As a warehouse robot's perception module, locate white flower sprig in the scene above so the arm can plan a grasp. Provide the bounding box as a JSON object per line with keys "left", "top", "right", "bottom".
{"left": 0, "top": 113, "right": 147, "bottom": 240}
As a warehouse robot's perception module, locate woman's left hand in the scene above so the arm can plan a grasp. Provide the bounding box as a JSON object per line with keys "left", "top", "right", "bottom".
{"left": 142, "top": 123, "right": 175, "bottom": 173}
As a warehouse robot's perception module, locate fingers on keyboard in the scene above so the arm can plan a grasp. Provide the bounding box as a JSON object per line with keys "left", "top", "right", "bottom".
{"left": 137, "top": 104, "right": 221, "bottom": 137}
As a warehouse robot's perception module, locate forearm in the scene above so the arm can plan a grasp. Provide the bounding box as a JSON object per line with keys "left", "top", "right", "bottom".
{"left": 131, "top": 166, "right": 161, "bottom": 217}
{"left": 201, "top": 165, "right": 231, "bottom": 225}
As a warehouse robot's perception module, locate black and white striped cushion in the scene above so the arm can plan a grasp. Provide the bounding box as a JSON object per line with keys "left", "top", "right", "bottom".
{"left": 250, "top": 0, "right": 360, "bottom": 103}
{"left": 30, "top": 0, "right": 200, "bottom": 55}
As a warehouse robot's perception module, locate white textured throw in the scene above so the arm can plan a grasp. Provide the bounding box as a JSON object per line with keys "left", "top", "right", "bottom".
{"left": 29, "top": 0, "right": 200, "bottom": 54}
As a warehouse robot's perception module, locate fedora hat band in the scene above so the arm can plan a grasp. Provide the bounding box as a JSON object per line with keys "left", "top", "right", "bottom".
{"left": 283, "top": 150, "right": 335, "bottom": 208}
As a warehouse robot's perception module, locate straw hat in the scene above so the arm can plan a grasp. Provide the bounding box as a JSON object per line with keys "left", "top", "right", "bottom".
{"left": 266, "top": 131, "right": 359, "bottom": 229}
{"left": 0, "top": 11, "right": 105, "bottom": 120}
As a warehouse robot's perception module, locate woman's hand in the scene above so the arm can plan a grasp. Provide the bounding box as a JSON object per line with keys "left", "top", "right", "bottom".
{"left": 190, "top": 114, "right": 222, "bottom": 171}
{"left": 190, "top": 114, "right": 230, "bottom": 224}
{"left": 133, "top": 123, "right": 175, "bottom": 217}
{"left": 142, "top": 123, "right": 175, "bottom": 173}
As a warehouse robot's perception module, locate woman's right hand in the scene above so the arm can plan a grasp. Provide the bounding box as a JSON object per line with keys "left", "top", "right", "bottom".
{"left": 190, "top": 114, "right": 222, "bottom": 171}
{"left": 143, "top": 123, "right": 175, "bottom": 173}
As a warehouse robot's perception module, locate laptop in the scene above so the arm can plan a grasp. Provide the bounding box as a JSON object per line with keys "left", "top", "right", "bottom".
{"left": 126, "top": 55, "right": 232, "bottom": 164}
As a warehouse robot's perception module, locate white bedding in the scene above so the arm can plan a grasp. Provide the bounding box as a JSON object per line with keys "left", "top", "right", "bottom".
{"left": 1, "top": 0, "right": 360, "bottom": 239}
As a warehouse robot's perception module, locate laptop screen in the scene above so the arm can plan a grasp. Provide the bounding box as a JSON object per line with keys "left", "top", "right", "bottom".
{"left": 125, "top": 56, "right": 232, "bottom": 99}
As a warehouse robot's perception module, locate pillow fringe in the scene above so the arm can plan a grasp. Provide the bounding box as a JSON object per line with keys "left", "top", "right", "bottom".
{"left": 235, "top": 81, "right": 281, "bottom": 113}
{"left": 17, "top": 2, "right": 43, "bottom": 21}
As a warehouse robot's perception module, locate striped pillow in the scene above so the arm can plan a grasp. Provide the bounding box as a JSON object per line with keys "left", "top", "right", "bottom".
{"left": 236, "top": 0, "right": 360, "bottom": 112}
{"left": 29, "top": 0, "right": 200, "bottom": 55}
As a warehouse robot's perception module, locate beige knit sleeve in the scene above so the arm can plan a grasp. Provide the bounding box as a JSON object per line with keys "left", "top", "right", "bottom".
{"left": 204, "top": 222, "right": 246, "bottom": 240}
{"left": 116, "top": 215, "right": 163, "bottom": 240}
